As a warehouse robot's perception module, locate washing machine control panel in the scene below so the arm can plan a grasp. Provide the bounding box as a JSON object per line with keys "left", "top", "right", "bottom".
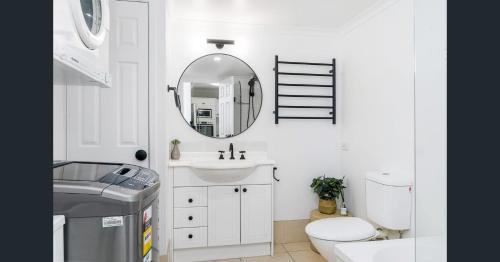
{"left": 118, "top": 169, "right": 159, "bottom": 190}
{"left": 133, "top": 169, "right": 159, "bottom": 186}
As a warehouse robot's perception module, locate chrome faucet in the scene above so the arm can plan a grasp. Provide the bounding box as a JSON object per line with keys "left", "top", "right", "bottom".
{"left": 229, "top": 143, "right": 235, "bottom": 160}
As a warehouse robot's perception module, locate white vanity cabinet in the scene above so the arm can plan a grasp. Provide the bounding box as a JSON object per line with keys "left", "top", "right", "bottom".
{"left": 169, "top": 162, "right": 274, "bottom": 262}
{"left": 207, "top": 184, "right": 272, "bottom": 246}
{"left": 208, "top": 186, "right": 241, "bottom": 246}
{"left": 241, "top": 185, "right": 272, "bottom": 244}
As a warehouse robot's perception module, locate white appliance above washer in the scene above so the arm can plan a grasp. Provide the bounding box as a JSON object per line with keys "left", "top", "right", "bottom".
{"left": 54, "top": 0, "right": 111, "bottom": 87}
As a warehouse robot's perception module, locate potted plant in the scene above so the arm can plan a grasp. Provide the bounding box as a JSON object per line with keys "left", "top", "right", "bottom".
{"left": 170, "top": 139, "right": 181, "bottom": 160}
{"left": 310, "top": 175, "right": 346, "bottom": 214}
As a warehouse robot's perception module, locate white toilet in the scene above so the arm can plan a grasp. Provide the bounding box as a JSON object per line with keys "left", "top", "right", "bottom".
{"left": 306, "top": 172, "right": 412, "bottom": 262}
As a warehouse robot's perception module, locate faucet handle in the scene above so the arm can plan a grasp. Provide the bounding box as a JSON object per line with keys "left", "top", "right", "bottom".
{"left": 239, "top": 151, "right": 246, "bottom": 160}
{"left": 218, "top": 151, "right": 225, "bottom": 160}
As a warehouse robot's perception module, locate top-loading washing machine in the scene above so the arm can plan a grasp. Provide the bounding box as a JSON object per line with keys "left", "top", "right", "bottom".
{"left": 53, "top": 161, "right": 160, "bottom": 262}
{"left": 53, "top": 0, "right": 111, "bottom": 86}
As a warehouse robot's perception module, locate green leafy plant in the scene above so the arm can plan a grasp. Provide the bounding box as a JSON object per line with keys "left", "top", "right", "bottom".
{"left": 171, "top": 139, "right": 181, "bottom": 145}
{"left": 310, "top": 175, "right": 346, "bottom": 201}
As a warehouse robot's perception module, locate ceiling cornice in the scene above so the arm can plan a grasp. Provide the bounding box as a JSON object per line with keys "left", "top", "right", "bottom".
{"left": 338, "top": 0, "right": 401, "bottom": 36}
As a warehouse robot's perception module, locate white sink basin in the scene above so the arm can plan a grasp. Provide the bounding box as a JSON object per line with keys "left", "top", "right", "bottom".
{"left": 189, "top": 160, "right": 257, "bottom": 182}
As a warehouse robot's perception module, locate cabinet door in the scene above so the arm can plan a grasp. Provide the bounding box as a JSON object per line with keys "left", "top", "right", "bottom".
{"left": 207, "top": 186, "right": 240, "bottom": 246}
{"left": 241, "top": 185, "right": 272, "bottom": 244}
{"left": 67, "top": 1, "right": 149, "bottom": 167}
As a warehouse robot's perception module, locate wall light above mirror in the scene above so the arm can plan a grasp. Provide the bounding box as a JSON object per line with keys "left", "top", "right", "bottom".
{"left": 175, "top": 54, "right": 263, "bottom": 138}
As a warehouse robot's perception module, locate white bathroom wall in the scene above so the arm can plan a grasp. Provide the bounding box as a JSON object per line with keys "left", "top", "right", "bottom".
{"left": 166, "top": 19, "right": 341, "bottom": 221}
{"left": 415, "top": 0, "right": 446, "bottom": 260}
{"left": 53, "top": 83, "right": 66, "bottom": 160}
{"left": 338, "top": 0, "right": 415, "bottom": 234}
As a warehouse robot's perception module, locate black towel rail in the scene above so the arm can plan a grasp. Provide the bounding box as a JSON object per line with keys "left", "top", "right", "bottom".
{"left": 278, "top": 94, "right": 333, "bottom": 98}
{"left": 279, "top": 116, "right": 334, "bottom": 120}
{"left": 274, "top": 55, "right": 336, "bottom": 124}
{"left": 277, "top": 61, "right": 333, "bottom": 66}
{"left": 278, "top": 72, "right": 333, "bottom": 77}
{"left": 278, "top": 83, "right": 333, "bottom": 87}
{"left": 278, "top": 105, "right": 333, "bottom": 109}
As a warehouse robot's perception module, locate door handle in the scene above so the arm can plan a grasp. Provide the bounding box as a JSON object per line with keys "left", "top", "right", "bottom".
{"left": 135, "top": 150, "right": 147, "bottom": 161}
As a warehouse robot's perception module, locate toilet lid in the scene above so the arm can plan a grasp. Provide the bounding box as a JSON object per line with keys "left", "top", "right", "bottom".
{"left": 306, "top": 217, "right": 376, "bottom": 242}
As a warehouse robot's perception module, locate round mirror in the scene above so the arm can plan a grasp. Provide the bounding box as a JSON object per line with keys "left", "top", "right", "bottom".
{"left": 176, "top": 54, "right": 262, "bottom": 138}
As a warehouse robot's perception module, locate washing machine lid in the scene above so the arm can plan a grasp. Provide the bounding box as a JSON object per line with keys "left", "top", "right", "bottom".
{"left": 52, "top": 161, "right": 145, "bottom": 195}
{"left": 53, "top": 161, "right": 160, "bottom": 196}
{"left": 53, "top": 162, "right": 123, "bottom": 182}
{"left": 306, "top": 217, "right": 376, "bottom": 242}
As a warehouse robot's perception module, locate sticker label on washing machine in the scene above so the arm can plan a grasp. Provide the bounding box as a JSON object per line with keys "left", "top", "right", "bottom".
{"left": 143, "top": 226, "right": 152, "bottom": 255}
{"left": 143, "top": 250, "right": 152, "bottom": 262}
{"left": 102, "top": 216, "right": 123, "bottom": 228}
{"left": 143, "top": 205, "right": 153, "bottom": 256}
{"left": 143, "top": 206, "right": 152, "bottom": 224}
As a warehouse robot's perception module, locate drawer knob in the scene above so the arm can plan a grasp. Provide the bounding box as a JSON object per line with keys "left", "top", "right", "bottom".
{"left": 243, "top": 188, "right": 247, "bottom": 193}
{"left": 234, "top": 188, "right": 239, "bottom": 192}
{"left": 188, "top": 234, "right": 193, "bottom": 239}
{"left": 188, "top": 198, "right": 193, "bottom": 203}
{"left": 188, "top": 216, "right": 193, "bottom": 221}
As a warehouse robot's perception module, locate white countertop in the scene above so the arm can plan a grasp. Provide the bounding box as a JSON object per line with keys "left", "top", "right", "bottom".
{"left": 168, "top": 159, "right": 276, "bottom": 167}
{"left": 53, "top": 215, "right": 65, "bottom": 232}
{"left": 167, "top": 151, "right": 276, "bottom": 167}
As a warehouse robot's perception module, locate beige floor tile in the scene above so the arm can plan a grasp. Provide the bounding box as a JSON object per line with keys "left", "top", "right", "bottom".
{"left": 283, "top": 220, "right": 310, "bottom": 243}
{"left": 241, "top": 253, "right": 293, "bottom": 262}
{"left": 283, "top": 241, "right": 311, "bottom": 252}
{"left": 289, "top": 250, "right": 327, "bottom": 262}
{"left": 273, "top": 243, "right": 287, "bottom": 254}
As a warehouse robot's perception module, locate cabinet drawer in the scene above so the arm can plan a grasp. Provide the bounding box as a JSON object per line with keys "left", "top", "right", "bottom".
{"left": 174, "top": 207, "right": 207, "bottom": 228}
{"left": 174, "top": 187, "right": 207, "bottom": 207}
{"left": 174, "top": 227, "right": 207, "bottom": 249}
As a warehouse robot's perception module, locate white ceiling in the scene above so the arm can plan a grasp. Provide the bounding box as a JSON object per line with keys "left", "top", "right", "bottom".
{"left": 168, "top": 0, "right": 384, "bottom": 30}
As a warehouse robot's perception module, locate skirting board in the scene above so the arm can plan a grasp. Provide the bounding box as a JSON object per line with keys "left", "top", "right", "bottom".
{"left": 174, "top": 243, "right": 271, "bottom": 262}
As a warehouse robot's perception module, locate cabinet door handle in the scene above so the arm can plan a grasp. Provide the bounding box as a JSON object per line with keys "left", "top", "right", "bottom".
{"left": 234, "top": 188, "right": 239, "bottom": 192}
{"left": 188, "top": 234, "right": 193, "bottom": 239}
{"left": 188, "top": 198, "right": 193, "bottom": 203}
{"left": 242, "top": 188, "right": 247, "bottom": 193}
{"left": 188, "top": 216, "right": 193, "bottom": 221}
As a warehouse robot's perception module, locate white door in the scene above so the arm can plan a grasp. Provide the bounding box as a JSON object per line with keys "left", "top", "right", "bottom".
{"left": 67, "top": 1, "right": 149, "bottom": 167}
{"left": 181, "top": 82, "right": 192, "bottom": 123}
{"left": 207, "top": 186, "right": 241, "bottom": 246}
{"left": 218, "top": 78, "right": 234, "bottom": 137}
{"left": 241, "top": 185, "right": 272, "bottom": 244}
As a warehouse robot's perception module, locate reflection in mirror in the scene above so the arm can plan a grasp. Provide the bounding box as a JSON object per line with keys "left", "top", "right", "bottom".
{"left": 176, "top": 54, "right": 262, "bottom": 138}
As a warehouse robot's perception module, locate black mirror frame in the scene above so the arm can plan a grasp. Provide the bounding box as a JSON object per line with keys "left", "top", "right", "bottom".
{"left": 174, "top": 53, "right": 263, "bottom": 139}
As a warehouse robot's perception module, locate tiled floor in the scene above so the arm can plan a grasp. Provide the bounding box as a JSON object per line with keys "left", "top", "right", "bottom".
{"left": 207, "top": 241, "right": 326, "bottom": 262}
